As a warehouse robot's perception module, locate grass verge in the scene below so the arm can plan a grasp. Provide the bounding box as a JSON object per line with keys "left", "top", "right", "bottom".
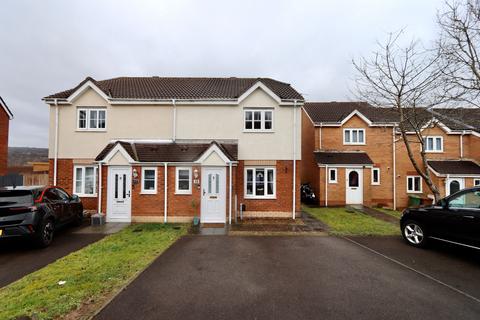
{"left": 375, "top": 207, "right": 403, "bottom": 219}
{"left": 303, "top": 206, "right": 400, "bottom": 236}
{"left": 0, "top": 223, "right": 187, "bottom": 320}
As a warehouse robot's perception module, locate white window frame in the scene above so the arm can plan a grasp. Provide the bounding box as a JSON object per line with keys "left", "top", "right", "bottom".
{"left": 175, "top": 167, "right": 192, "bottom": 195}
{"left": 243, "top": 108, "right": 274, "bottom": 132}
{"left": 328, "top": 168, "right": 337, "bottom": 183}
{"left": 372, "top": 168, "right": 381, "bottom": 185}
{"left": 244, "top": 167, "right": 276, "bottom": 199}
{"left": 73, "top": 165, "right": 97, "bottom": 197}
{"left": 343, "top": 128, "right": 366, "bottom": 145}
{"left": 77, "top": 108, "right": 107, "bottom": 131}
{"left": 141, "top": 167, "right": 157, "bottom": 194}
{"left": 423, "top": 136, "right": 443, "bottom": 153}
{"left": 474, "top": 178, "right": 480, "bottom": 187}
{"left": 407, "top": 175, "right": 422, "bottom": 193}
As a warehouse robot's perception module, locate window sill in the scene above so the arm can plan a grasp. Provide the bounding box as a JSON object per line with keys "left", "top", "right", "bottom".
{"left": 328, "top": 181, "right": 337, "bottom": 184}
{"left": 140, "top": 191, "right": 157, "bottom": 195}
{"left": 343, "top": 143, "right": 366, "bottom": 145}
{"left": 75, "top": 129, "right": 107, "bottom": 132}
{"left": 75, "top": 193, "right": 98, "bottom": 198}
{"left": 424, "top": 151, "right": 443, "bottom": 153}
{"left": 371, "top": 183, "right": 380, "bottom": 186}
{"left": 407, "top": 191, "right": 423, "bottom": 194}
{"left": 244, "top": 196, "right": 276, "bottom": 200}
{"left": 175, "top": 191, "right": 192, "bottom": 195}
{"left": 243, "top": 130, "right": 275, "bottom": 133}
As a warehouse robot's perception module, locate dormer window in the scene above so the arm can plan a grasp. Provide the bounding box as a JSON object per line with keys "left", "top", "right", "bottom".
{"left": 343, "top": 128, "right": 365, "bottom": 145}
{"left": 78, "top": 108, "right": 107, "bottom": 131}
{"left": 244, "top": 109, "right": 273, "bottom": 132}
{"left": 423, "top": 136, "right": 443, "bottom": 152}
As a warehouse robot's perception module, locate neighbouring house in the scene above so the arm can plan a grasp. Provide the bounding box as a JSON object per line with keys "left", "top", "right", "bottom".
{"left": 44, "top": 77, "right": 303, "bottom": 223}
{"left": 0, "top": 97, "right": 14, "bottom": 176}
{"left": 301, "top": 102, "right": 480, "bottom": 209}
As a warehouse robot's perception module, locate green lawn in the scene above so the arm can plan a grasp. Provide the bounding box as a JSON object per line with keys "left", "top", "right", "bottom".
{"left": 303, "top": 206, "right": 400, "bottom": 236}
{"left": 0, "top": 223, "right": 187, "bottom": 320}
{"left": 375, "top": 207, "right": 403, "bottom": 219}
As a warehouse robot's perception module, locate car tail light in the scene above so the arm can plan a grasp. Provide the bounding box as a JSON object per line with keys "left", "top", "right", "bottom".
{"left": 27, "top": 224, "right": 34, "bottom": 233}
{"left": 9, "top": 206, "right": 37, "bottom": 212}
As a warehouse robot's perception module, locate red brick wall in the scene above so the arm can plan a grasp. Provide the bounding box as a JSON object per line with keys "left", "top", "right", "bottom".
{"left": 0, "top": 109, "right": 9, "bottom": 176}
{"left": 236, "top": 160, "right": 300, "bottom": 214}
{"left": 48, "top": 159, "right": 98, "bottom": 211}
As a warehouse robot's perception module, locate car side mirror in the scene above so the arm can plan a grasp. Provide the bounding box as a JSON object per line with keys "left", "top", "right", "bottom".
{"left": 71, "top": 194, "right": 79, "bottom": 202}
{"left": 437, "top": 199, "right": 448, "bottom": 208}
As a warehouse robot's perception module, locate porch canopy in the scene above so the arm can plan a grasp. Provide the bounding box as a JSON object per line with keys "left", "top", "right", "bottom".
{"left": 428, "top": 160, "right": 480, "bottom": 176}
{"left": 95, "top": 140, "right": 238, "bottom": 163}
{"left": 314, "top": 151, "right": 373, "bottom": 166}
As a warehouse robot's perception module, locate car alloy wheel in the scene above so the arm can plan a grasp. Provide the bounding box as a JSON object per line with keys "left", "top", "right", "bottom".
{"left": 404, "top": 223, "right": 424, "bottom": 245}
{"left": 43, "top": 220, "right": 54, "bottom": 243}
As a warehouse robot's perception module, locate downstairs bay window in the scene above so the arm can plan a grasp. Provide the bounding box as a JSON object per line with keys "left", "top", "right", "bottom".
{"left": 245, "top": 167, "right": 276, "bottom": 199}
{"left": 73, "top": 165, "right": 97, "bottom": 196}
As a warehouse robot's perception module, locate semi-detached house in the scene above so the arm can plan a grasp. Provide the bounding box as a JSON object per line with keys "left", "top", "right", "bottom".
{"left": 302, "top": 102, "right": 480, "bottom": 209}
{"left": 44, "top": 77, "right": 303, "bottom": 223}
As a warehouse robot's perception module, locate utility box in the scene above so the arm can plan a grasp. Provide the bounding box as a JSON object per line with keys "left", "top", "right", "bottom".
{"left": 91, "top": 213, "right": 106, "bottom": 226}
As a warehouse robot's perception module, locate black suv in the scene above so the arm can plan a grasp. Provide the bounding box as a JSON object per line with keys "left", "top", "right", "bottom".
{"left": 400, "top": 187, "right": 480, "bottom": 249}
{"left": 0, "top": 186, "right": 84, "bottom": 247}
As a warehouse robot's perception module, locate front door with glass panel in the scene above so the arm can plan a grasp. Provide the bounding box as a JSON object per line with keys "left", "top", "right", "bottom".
{"left": 346, "top": 169, "right": 363, "bottom": 204}
{"left": 201, "top": 167, "right": 226, "bottom": 223}
{"left": 446, "top": 178, "right": 464, "bottom": 196}
{"left": 107, "top": 166, "right": 132, "bottom": 222}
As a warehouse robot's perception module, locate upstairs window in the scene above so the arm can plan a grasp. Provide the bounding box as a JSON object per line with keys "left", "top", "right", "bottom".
{"left": 244, "top": 109, "right": 273, "bottom": 132}
{"left": 343, "top": 129, "right": 365, "bottom": 145}
{"left": 423, "top": 136, "right": 443, "bottom": 152}
{"left": 78, "top": 108, "right": 106, "bottom": 130}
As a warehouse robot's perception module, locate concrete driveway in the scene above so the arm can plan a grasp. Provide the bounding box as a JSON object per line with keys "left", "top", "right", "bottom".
{"left": 0, "top": 222, "right": 110, "bottom": 288}
{"left": 95, "top": 235, "right": 480, "bottom": 320}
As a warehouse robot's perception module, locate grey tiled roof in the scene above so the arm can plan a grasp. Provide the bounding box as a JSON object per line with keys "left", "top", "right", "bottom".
{"left": 428, "top": 160, "right": 480, "bottom": 175}
{"left": 46, "top": 77, "right": 304, "bottom": 101}
{"left": 314, "top": 151, "right": 374, "bottom": 165}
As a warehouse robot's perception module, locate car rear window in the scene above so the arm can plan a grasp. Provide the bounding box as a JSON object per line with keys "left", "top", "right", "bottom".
{"left": 0, "top": 190, "right": 34, "bottom": 207}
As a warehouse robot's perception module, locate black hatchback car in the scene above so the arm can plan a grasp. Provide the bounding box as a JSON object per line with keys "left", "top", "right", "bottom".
{"left": 0, "top": 186, "right": 83, "bottom": 247}
{"left": 401, "top": 187, "right": 480, "bottom": 249}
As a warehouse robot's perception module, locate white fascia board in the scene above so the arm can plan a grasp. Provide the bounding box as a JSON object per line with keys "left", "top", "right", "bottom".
{"left": 340, "top": 109, "right": 373, "bottom": 126}
{"left": 67, "top": 80, "right": 110, "bottom": 103}
{"left": 195, "top": 144, "right": 232, "bottom": 164}
{"left": 237, "top": 81, "right": 282, "bottom": 104}
{"left": 101, "top": 143, "right": 135, "bottom": 164}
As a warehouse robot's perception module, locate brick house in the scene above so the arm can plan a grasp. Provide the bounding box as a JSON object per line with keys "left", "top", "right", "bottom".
{"left": 302, "top": 102, "right": 480, "bottom": 209}
{"left": 0, "top": 96, "right": 14, "bottom": 176}
{"left": 44, "top": 77, "right": 303, "bottom": 223}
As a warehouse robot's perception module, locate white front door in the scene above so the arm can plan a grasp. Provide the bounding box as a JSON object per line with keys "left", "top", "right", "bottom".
{"left": 107, "top": 166, "right": 132, "bottom": 222}
{"left": 201, "top": 167, "right": 226, "bottom": 223}
{"left": 346, "top": 168, "right": 363, "bottom": 204}
{"left": 446, "top": 177, "right": 465, "bottom": 196}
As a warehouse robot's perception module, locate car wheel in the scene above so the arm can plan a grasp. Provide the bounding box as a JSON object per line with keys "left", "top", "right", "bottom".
{"left": 402, "top": 220, "right": 428, "bottom": 248}
{"left": 33, "top": 218, "right": 55, "bottom": 248}
{"left": 73, "top": 212, "right": 84, "bottom": 227}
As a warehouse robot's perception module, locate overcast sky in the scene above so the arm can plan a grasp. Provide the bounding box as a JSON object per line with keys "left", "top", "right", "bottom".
{"left": 0, "top": 0, "right": 443, "bottom": 148}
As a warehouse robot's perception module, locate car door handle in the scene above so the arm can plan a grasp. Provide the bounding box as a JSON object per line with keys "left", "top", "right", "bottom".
{"left": 463, "top": 215, "right": 475, "bottom": 219}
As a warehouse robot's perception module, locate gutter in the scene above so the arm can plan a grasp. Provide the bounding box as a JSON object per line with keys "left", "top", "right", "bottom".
{"left": 292, "top": 99, "right": 297, "bottom": 219}
{"left": 53, "top": 98, "right": 59, "bottom": 185}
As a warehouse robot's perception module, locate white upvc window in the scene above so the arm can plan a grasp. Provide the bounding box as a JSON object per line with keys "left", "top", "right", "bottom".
{"left": 73, "top": 165, "right": 97, "bottom": 196}
{"left": 407, "top": 176, "right": 422, "bottom": 193}
{"left": 175, "top": 167, "right": 192, "bottom": 194}
{"left": 343, "top": 128, "right": 365, "bottom": 145}
{"left": 423, "top": 136, "right": 443, "bottom": 152}
{"left": 245, "top": 167, "right": 276, "bottom": 198}
{"left": 372, "top": 168, "right": 381, "bottom": 185}
{"left": 474, "top": 178, "right": 480, "bottom": 186}
{"left": 77, "top": 108, "right": 107, "bottom": 131}
{"left": 328, "top": 168, "right": 337, "bottom": 183}
{"left": 141, "top": 167, "right": 157, "bottom": 194}
{"left": 244, "top": 109, "right": 274, "bottom": 132}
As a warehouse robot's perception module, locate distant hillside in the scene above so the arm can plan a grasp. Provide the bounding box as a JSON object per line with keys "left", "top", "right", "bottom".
{"left": 8, "top": 147, "right": 48, "bottom": 167}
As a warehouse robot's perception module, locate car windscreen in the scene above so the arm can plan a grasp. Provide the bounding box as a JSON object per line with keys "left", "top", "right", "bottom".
{"left": 0, "top": 190, "right": 34, "bottom": 207}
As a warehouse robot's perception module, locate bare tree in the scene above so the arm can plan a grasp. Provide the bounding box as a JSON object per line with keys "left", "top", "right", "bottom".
{"left": 353, "top": 31, "right": 446, "bottom": 201}
{"left": 438, "top": 0, "right": 480, "bottom": 106}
